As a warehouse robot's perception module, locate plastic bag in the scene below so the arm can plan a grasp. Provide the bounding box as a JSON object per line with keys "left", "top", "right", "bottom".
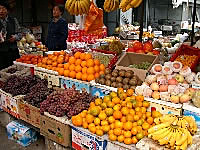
{"left": 84, "top": 2, "right": 103, "bottom": 34}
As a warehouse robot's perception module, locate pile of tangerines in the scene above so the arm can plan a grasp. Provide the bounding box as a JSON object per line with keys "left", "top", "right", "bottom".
{"left": 37, "top": 51, "right": 105, "bottom": 82}
{"left": 16, "top": 55, "right": 43, "bottom": 65}
{"left": 72, "top": 88, "right": 162, "bottom": 145}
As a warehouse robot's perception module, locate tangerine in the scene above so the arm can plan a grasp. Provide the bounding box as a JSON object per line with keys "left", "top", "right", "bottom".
{"left": 81, "top": 61, "right": 87, "bottom": 67}
{"left": 57, "top": 64, "right": 64, "bottom": 68}
{"left": 64, "top": 63, "right": 69, "bottom": 69}
{"left": 82, "top": 74, "right": 88, "bottom": 81}
{"left": 69, "top": 64, "right": 75, "bottom": 71}
{"left": 113, "top": 128, "right": 122, "bottom": 136}
{"left": 109, "top": 134, "right": 117, "bottom": 141}
{"left": 74, "top": 52, "right": 82, "bottom": 59}
{"left": 75, "top": 65, "right": 82, "bottom": 73}
{"left": 113, "top": 110, "right": 122, "bottom": 119}
{"left": 86, "top": 114, "right": 94, "bottom": 124}
{"left": 94, "top": 65, "right": 100, "bottom": 73}
{"left": 80, "top": 53, "right": 86, "bottom": 60}
{"left": 124, "top": 131, "right": 132, "bottom": 138}
{"left": 85, "top": 53, "right": 92, "bottom": 60}
{"left": 94, "top": 73, "right": 100, "bottom": 78}
{"left": 118, "top": 135, "right": 125, "bottom": 143}
{"left": 94, "top": 59, "right": 100, "bottom": 65}
{"left": 87, "top": 74, "right": 95, "bottom": 81}
{"left": 82, "top": 67, "right": 87, "bottom": 74}
{"left": 76, "top": 72, "right": 82, "bottom": 80}
{"left": 58, "top": 68, "right": 64, "bottom": 75}
{"left": 75, "top": 59, "right": 82, "bottom": 66}
{"left": 64, "top": 69, "right": 69, "bottom": 77}
{"left": 52, "top": 61, "right": 58, "bottom": 67}
{"left": 99, "top": 64, "right": 105, "bottom": 71}
{"left": 86, "top": 59, "right": 94, "bottom": 67}
{"left": 87, "top": 67, "right": 95, "bottom": 74}
{"left": 69, "top": 56, "right": 76, "bottom": 64}
{"left": 69, "top": 71, "right": 76, "bottom": 78}
{"left": 124, "top": 138, "right": 132, "bottom": 145}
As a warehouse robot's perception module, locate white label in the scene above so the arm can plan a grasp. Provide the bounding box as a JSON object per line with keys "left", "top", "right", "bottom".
{"left": 192, "top": 84, "right": 200, "bottom": 89}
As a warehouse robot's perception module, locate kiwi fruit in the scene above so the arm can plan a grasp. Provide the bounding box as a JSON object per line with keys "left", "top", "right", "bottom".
{"left": 99, "top": 78, "right": 106, "bottom": 85}
{"left": 119, "top": 70, "right": 125, "bottom": 77}
{"left": 123, "top": 84, "right": 130, "bottom": 90}
{"left": 95, "top": 77, "right": 100, "bottom": 83}
{"left": 111, "top": 82, "right": 117, "bottom": 88}
{"left": 105, "top": 68, "right": 111, "bottom": 75}
{"left": 132, "top": 75, "right": 139, "bottom": 81}
{"left": 105, "top": 80, "right": 111, "bottom": 86}
{"left": 125, "top": 71, "right": 133, "bottom": 78}
{"left": 123, "top": 78, "right": 130, "bottom": 85}
{"left": 100, "top": 74, "right": 105, "bottom": 79}
{"left": 116, "top": 82, "right": 123, "bottom": 88}
{"left": 116, "top": 76, "right": 123, "bottom": 83}
{"left": 105, "top": 74, "right": 112, "bottom": 80}
{"left": 137, "top": 79, "right": 143, "bottom": 85}
{"left": 129, "top": 78, "right": 137, "bottom": 86}
{"left": 110, "top": 77, "right": 116, "bottom": 82}
{"left": 112, "top": 71, "right": 118, "bottom": 77}
{"left": 113, "top": 69, "right": 119, "bottom": 74}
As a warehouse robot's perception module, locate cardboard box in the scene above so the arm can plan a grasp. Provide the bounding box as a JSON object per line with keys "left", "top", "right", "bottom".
{"left": 40, "top": 115, "right": 71, "bottom": 147}
{"left": 0, "top": 89, "right": 21, "bottom": 118}
{"left": 71, "top": 126, "right": 107, "bottom": 150}
{"left": 18, "top": 99, "right": 41, "bottom": 128}
{"left": 115, "top": 53, "right": 159, "bottom": 81}
{"left": 60, "top": 77, "right": 90, "bottom": 93}
{"left": 183, "top": 103, "right": 200, "bottom": 128}
{"left": 45, "top": 138, "right": 70, "bottom": 150}
{"left": 6, "top": 121, "right": 37, "bottom": 147}
{"left": 107, "top": 141, "right": 136, "bottom": 150}
{"left": 145, "top": 98, "right": 183, "bottom": 116}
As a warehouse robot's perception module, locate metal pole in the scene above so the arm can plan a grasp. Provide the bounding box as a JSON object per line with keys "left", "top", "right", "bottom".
{"left": 139, "top": 0, "right": 145, "bottom": 42}
{"left": 191, "top": 0, "right": 196, "bottom": 46}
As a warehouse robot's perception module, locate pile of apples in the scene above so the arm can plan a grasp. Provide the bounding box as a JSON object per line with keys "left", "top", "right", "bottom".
{"left": 135, "top": 61, "right": 199, "bottom": 104}
{"left": 126, "top": 41, "right": 160, "bottom": 56}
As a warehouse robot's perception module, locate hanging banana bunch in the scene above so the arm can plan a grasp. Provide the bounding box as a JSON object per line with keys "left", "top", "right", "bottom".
{"left": 65, "top": 0, "right": 91, "bottom": 16}
{"left": 104, "top": 0, "right": 119, "bottom": 12}
{"left": 119, "top": 0, "right": 143, "bottom": 12}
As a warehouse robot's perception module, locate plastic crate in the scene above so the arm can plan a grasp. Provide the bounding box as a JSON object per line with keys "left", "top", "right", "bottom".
{"left": 170, "top": 44, "right": 200, "bottom": 71}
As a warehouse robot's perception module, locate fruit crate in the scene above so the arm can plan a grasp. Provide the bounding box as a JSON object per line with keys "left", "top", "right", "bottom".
{"left": 13, "top": 61, "right": 35, "bottom": 75}
{"left": 89, "top": 49, "right": 118, "bottom": 69}
{"left": 107, "top": 141, "right": 136, "bottom": 150}
{"left": 144, "top": 98, "right": 183, "bottom": 116}
{"left": 170, "top": 44, "right": 200, "bottom": 71}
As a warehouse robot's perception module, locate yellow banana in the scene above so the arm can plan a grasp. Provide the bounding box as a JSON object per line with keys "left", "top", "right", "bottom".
{"left": 160, "top": 114, "right": 177, "bottom": 124}
{"left": 104, "top": 0, "right": 110, "bottom": 11}
{"left": 176, "top": 128, "right": 188, "bottom": 146}
{"left": 80, "top": 0, "right": 87, "bottom": 14}
{"left": 119, "top": 0, "right": 131, "bottom": 9}
{"left": 180, "top": 140, "right": 188, "bottom": 150}
{"left": 77, "top": 1, "right": 82, "bottom": 15}
{"left": 181, "top": 118, "right": 189, "bottom": 128}
{"left": 66, "top": 0, "right": 73, "bottom": 9}
{"left": 115, "top": 0, "right": 119, "bottom": 9}
{"left": 169, "top": 128, "right": 178, "bottom": 147}
{"left": 172, "top": 118, "right": 179, "bottom": 126}
{"left": 186, "top": 130, "right": 192, "bottom": 145}
{"left": 148, "top": 122, "right": 171, "bottom": 134}
{"left": 148, "top": 127, "right": 169, "bottom": 139}
{"left": 125, "top": 4, "right": 132, "bottom": 11}
{"left": 130, "top": 0, "right": 139, "bottom": 7}
{"left": 151, "top": 127, "right": 172, "bottom": 141}
{"left": 108, "top": 0, "right": 114, "bottom": 12}
{"left": 111, "top": 0, "right": 116, "bottom": 11}
{"left": 177, "top": 118, "right": 182, "bottom": 127}
{"left": 175, "top": 146, "right": 180, "bottom": 150}
{"left": 158, "top": 128, "right": 174, "bottom": 145}
{"left": 81, "top": 0, "right": 90, "bottom": 14}
{"left": 154, "top": 118, "right": 161, "bottom": 125}
{"left": 134, "top": 0, "right": 143, "bottom": 8}
{"left": 74, "top": 1, "right": 79, "bottom": 15}
{"left": 68, "top": 0, "right": 76, "bottom": 15}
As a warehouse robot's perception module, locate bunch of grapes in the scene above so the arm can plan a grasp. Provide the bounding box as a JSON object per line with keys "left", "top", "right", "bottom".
{"left": 7, "top": 68, "right": 17, "bottom": 74}
{"left": 0, "top": 81, "right": 5, "bottom": 89}
{"left": 2, "top": 75, "right": 45, "bottom": 96}
{"left": 24, "top": 79, "right": 54, "bottom": 108}
{"left": 40, "top": 86, "right": 96, "bottom": 118}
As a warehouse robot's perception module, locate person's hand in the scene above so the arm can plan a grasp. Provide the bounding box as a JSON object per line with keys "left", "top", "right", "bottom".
{"left": 8, "top": 35, "right": 16, "bottom": 42}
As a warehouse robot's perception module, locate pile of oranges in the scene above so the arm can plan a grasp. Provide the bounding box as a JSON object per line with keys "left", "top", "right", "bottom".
{"left": 16, "top": 55, "right": 43, "bottom": 65}
{"left": 72, "top": 88, "right": 162, "bottom": 145}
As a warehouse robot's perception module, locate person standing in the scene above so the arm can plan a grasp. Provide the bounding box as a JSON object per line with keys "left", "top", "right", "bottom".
{"left": 46, "top": 4, "right": 68, "bottom": 51}
{"left": 0, "top": 1, "right": 20, "bottom": 70}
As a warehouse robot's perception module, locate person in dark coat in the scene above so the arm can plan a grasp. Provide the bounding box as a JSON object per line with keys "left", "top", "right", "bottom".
{"left": 46, "top": 4, "right": 68, "bottom": 51}
{"left": 0, "top": 1, "right": 20, "bottom": 70}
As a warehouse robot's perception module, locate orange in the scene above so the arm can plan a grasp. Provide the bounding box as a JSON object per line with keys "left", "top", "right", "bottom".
{"left": 60, "top": 50, "right": 66, "bottom": 56}
{"left": 76, "top": 72, "right": 82, "bottom": 80}
{"left": 75, "top": 59, "right": 82, "bottom": 66}
{"left": 136, "top": 126, "right": 143, "bottom": 133}
{"left": 82, "top": 74, "right": 88, "bottom": 81}
{"left": 57, "top": 57, "right": 64, "bottom": 64}
{"left": 81, "top": 61, "right": 87, "bottom": 67}
{"left": 94, "top": 65, "right": 100, "bottom": 73}
{"left": 94, "top": 59, "right": 100, "bottom": 65}
{"left": 75, "top": 65, "right": 82, "bottom": 73}
{"left": 124, "top": 131, "right": 132, "bottom": 138}
{"left": 53, "top": 51, "right": 60, "bottom": 56}
{"left": 82, "top": 121, "right": 88, "bottom": 129}
{"left": 80, "top": 53, "right": 86, "bottom": 60}
{"left": 102, "top": 125, "right": 110, "bottom": 133}
{"left": 86, "top": 59, "right": 94, "bottom": 67}
{"left": 69, "top": 71, "right": 76, "bottom": 78}
{"left": 47, "top": 60, "right": 52, "bottom": 65}
{"left": 126, "top": 89, "right": 134, "bottom": 97}
{"left": 94, "top": 118, "right": 101, "bottom": 126}
{"left": 146, "top": 112, "right": 151, "bottom": 118}
{"left": 114, "top": 121, "right": 123, "bottom": 129}
{"left": 141, "top": 114, "right": 147, "bottom": 120}
{"left": 86, "top": 114, "right": 94, "bottom": 124}
{"left": 141, "top": 107, "right": 147, "bottom": 114}
{"left": 52, "top": 61, "right": 58, "bottom": 67}
{"left": 110, "top": 123, "right": 115, "bottom": 130}
{"left": 121, "top": 107, "right": 130, "bottom": 116}
{"left": 126, "top": 114, "right": 134, "bottom": 122}
{"left": 98, "top": 112, "right": 107, "bottom": 120}
{"left": 69, "top": 64, "right": 75, "bottom": 71}
{"left": 143, "top": 101, "right": 150, "bottom": 108}
{"left": 52, "top": 56, "right": 57, "bottom": 62}
{"left": 99, "top": 64, "right": 105, "bottom": 71}
{"left": 52, "top": 67, "right": 57, "bottom": 71}
{"left": 132, "top": 122, "right": 138, "bottom": 127}
{"left": 135, "top": 107, "right": 141, "bottom": 112}
{"left": 48, "top": 54, "right": 53, "bottom": 59}
{"left": 133, "top": 115, "right": 140, "bottom": 121}
{"left": 89, "top": 126, "right": 96, "bottom": 134}
{"left": 64, "top": 63, "right": 70, "bottom": 69}
{"left": 109, "top": 134, "right": 117, "bottom": 141}
{"left": 113, "top": 128, "right": 122, "bottom": 136}
{"left": 132, "top": 136, "right": 138, "bottom": 144}
{"left": 57, "top": 64, "right": 64, "bottom": 68}
{"left": 58, "top": 68, "right": 64, "bottom": 75}
{"left": 41, "top": 63, "right": 46, "bottom": 68}
{"left": 113, "top": 110, "right": 122, "bottom": 119}
{"left": 112, "top": 97, "right": 121, "bottom": 104}
{"left": 96, "top": 129, "right": 104, "bottom": 136}
{"left": 37, "top": 63, "right": 42, "bottom": 67}
{"left": 136, "top": 101, "right": 143, "bottom": 107}
{"left": 74, "top": 52, "right": 82, "bottom": 59}
{"left": 88, "top": 123, "right": 95, "bottom": 129}
{"left": 123, "top": 121, "right": 133, "bottom": 131}
{"left": 142, "top": 122, "right": 150, "bottom": 130}
{"left": 69, "top": 56, "right": 76, "bottom": 64}
{"left": 118, "top": 135, "right": 125, "bottom": 143}
{"left": 131, "top": 126, "right": 138, "bottom": 135}
{"left": 120, "top": 116, "right": 127, "bottom": 123}
{"left": 136, "top": 95, "right": 144, "bottom": 102}
{"left": 147, "top": 117, "right": 154, "bottom": 125}
{"left": 82, "top": 67, "right": 87, "bottom": 74}
{"left": 72, "top": 115, "right": 83, "bottom": 127}
{"left": 80, "top": 110, "right": 87, "bottom": 118}
{"left": 108, "top": 129, "right": 114, "bottom": 135}
{"left": 94, "top": 73, "right": 100, "bottom": 78}
{"left": 42, "top": 57, "right": 48, "bottom": 64}
{"left": 87, "top": 74, "right": 95, "bottom": 81}
{"left": 124, "top": 138, "right": 132, "bottom": 145}
{"left": 64, "top": 70, "right": 70, "bottom": 77}
{"left": 99, "top": 71, "right": 104, "bottom": 75}
{"left": 136, "top": 112, "right": 142, "bottom": 118}
{"left": 87, "top": 67, "right": 95, "bottom": 74}
{"left": 46, "top": 65, "right": 52, "bottom": 70}
{"left": 85, "top": 53, "right": 92, "bottom": 60}
{"left": 129, "top": 109, "right": 135, "bottom": 116}
{"left": 108, "top": 116, "right": 115, "bottom": 124}
{"left": 152, "top": 111, "right": 162, "bottom": 118}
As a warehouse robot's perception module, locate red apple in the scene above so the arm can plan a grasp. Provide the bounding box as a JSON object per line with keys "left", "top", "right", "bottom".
{"left": 143, "top": 41, "right": 153, "bottom": 53}
{"left": 152, "top": 50, "right": 160, "bottom": 55}
{"left": 132, "top": 41, "right": 143, "bottom": 51}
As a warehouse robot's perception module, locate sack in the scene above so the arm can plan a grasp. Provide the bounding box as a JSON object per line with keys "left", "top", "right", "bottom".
{"left": 84, "top": 2, "right": 103, "bottom": 34}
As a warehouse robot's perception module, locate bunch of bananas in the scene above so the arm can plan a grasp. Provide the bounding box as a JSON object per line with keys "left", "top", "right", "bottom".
{"left": 104, "top": 0, "right": 119, "bottom": 12}
{"left": 65, "top": 0, "right": 91, "bottom": 15}
{"left": 119, "top": 0, "right": 143, "bottom": 12}
{"left": 148, "top": 114, "right": 197, "bottom": 150}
